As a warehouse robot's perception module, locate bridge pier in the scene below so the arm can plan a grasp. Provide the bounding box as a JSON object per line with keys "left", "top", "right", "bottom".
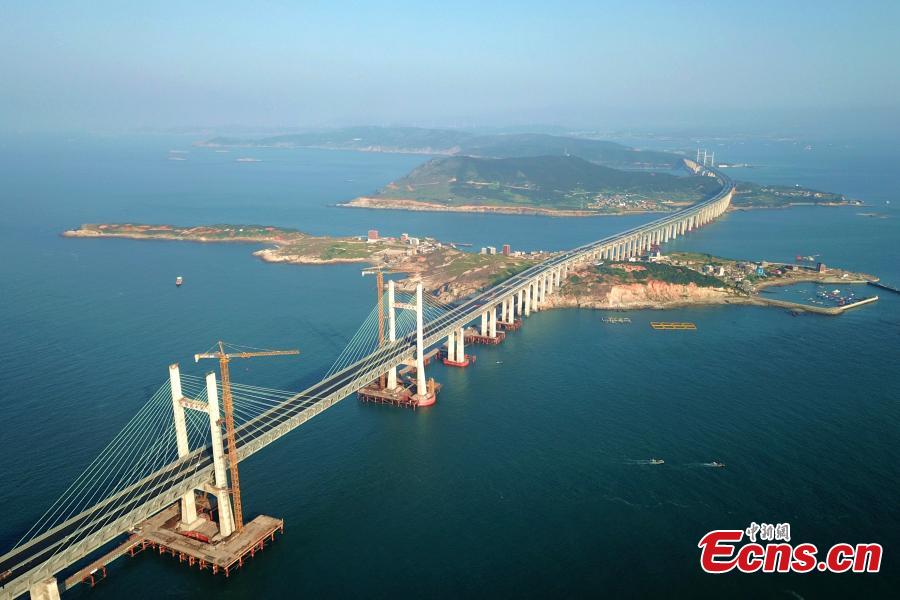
{"left": 205, "top": 372, "right": 236, "bottom": 538}
{"left": 489, "top": 305, "right": 498, "bottom": 338}
{"left": 412, "top": 283, "right": 436, "bottom": 406}
{"left": 28, "top": 577, "right": 60, "bottom": 600}
{"left": 443, "top": 327, "right": 471, "bottom": 367}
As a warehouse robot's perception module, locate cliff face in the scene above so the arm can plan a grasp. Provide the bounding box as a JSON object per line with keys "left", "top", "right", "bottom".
{"left": 545, "top": 280, "right": 739, "bottom": 310}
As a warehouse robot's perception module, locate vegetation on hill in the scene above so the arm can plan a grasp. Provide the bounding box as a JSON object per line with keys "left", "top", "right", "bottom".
{"left": 457, "top": 133, "right": 679, "bottom": 167}
{"left": 373, "top": 155, "right": 721, "bottom": 211}
{"left": 595, "top": 263, "right": 723, "bottom": 288}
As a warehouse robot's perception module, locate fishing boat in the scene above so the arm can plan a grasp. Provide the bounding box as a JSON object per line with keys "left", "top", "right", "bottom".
{"left": 649, "top": 458, "right": 665, "bottom": 465}
{"left": 175, "top": 276, "right": 183, "bottom": 287}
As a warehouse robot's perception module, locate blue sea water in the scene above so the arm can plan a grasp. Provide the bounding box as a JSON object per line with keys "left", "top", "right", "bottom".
{"left": 0, "top": 133, "right": 897, "bottom": 598}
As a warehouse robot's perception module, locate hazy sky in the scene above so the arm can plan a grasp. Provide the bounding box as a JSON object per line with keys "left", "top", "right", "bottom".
{"left": 2, "top": 0, "right": 898, "bottom": 135}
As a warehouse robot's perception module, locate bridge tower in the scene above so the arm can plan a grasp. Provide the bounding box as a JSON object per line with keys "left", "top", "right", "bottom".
{"left": 168, "top": 364, "right": 203, "bottom": 530}
{"left": 205, "top": 371, "right": 236, "bottom": 538}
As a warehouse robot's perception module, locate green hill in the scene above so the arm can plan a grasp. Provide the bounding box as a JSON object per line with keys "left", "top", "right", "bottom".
{"left": 457, "top": 133, "right": 679, "bottom": 168}
{"left": 375, "top": 155, "right": 720, "bottom": 212}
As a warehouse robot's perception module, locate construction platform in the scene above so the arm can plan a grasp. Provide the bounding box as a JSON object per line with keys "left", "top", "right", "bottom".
{"left": 602, "top": 317, "right": 632, "bottom": 324}
{"left": 134, "top": 504, "right": 284, "bottom": 577}
{"left": 497, "top": 319, "right": 522, "bottom": 331}
{"left": 465, "top": 331, "right": 506, "bottom": 345}
{"left": 64, "top": 535, "right": 143, "bottom": 590}
{"left": 650, "top": 322, "right": 697, "bottom": 330}
{"left": 358, "top": 378, "right": 441, "bottom": 408}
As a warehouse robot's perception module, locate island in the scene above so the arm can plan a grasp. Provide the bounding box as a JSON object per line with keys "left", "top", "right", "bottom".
{"left": 198, "top": 126, "right": 861, "bottom": 215}
{"left": 63, "top": 224, "right": 544, "bottom": 301}
{"left": 340, "top": 155, "right": 722, "bottom": 216}
{"left": 731, "top": 181, "right": 860, "bottom": 209}
{"left": 64, "top": 224, "right": 878, "bottom": 314}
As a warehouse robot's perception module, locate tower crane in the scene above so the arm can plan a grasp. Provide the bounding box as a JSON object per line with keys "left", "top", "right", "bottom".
{"left": 195, "top": 341, "right": 299, "bottom": 533}
{"left": 362, "top": 268, "right": 390, "bottom": 387}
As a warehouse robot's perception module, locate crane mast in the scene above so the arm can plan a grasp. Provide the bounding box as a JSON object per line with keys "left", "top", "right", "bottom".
{"left": 362, "top": 269, "right": 388, "bottom": 387}
{"left": 195, "top": 341, "right": 299, "bottom": 533}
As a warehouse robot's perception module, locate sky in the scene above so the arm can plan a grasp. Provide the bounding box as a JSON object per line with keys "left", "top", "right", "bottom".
{"left": 2, "top": 0, "right": 899, "bottom": 136}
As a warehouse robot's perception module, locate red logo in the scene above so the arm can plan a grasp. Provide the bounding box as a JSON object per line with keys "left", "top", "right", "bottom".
{"left": 698, "top": 524, "right": 882, "bottom": 574}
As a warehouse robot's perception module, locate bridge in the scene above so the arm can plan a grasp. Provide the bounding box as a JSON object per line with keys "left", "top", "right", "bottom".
{"left": 1, "top": 160, "right": 733, "bottom": 599}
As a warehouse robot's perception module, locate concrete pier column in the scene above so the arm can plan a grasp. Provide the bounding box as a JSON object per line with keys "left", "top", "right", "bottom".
{"left": 524, "top": 284, "right": 532, "bottom": 316}
{"left": 168, "top": 364, "right": 199, "bottom": 527}
{"left": 540, "top": 276, "right": 547, "bottom": 304}
{"left": 455, "top": 326, "right": 465, "bottom": 362}
{"left": 480, "top": 311, "right": 488, "bottom": 335}
{"left": 387, "top": 280, "right": 397, "bottom": 389}
{"left": 518, "top": 288, "right": 524, "bottom": 316}
{"left": 205, "top": 371, "right": 235, "bottom": 538}
{"left": 414, "top": 283, "right": 429, "bottom": 401}
{"left": 446, "top": 330, "right": 456, "bottom": 362}
{"left": 28, "top": 578, "right": 60, "bottom": 600}
{"left": 489, "top": 305, "right": 498, "bottom": 337}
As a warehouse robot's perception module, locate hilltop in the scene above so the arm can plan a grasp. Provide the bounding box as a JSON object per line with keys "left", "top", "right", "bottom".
{"left": 198, "top": 126, "right": 681, "bottom": 169}
{"left": 341, "top": 155, "right": 721, "bottom": 216}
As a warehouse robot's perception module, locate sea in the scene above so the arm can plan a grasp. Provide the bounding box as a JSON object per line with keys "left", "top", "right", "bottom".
{"left": 0, "top": 132, "right": 897, "bottom": 599}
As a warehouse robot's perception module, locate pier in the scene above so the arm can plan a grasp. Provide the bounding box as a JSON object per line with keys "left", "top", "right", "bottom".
{"left": 753, "top": 295, "right": 879, "bottom": 315}
{"left": 867, "top": 280, "right": 900, "bottom": 295}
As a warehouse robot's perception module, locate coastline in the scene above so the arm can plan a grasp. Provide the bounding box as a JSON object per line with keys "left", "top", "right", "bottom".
{"left": 338, "top": 197, "right": 666, "bottom": 218}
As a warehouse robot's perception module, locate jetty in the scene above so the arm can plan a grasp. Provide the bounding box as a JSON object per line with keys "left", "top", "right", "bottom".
{"left": 753, "top": 295, "right": 879, "bottom": 315}
{"left": 867, "top": 280, "right": 900, "bottom": 295}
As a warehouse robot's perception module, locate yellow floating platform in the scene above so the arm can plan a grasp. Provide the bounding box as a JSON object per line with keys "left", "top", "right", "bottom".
{"left": 650, "top": 322, "right": 697, "bottom": 330}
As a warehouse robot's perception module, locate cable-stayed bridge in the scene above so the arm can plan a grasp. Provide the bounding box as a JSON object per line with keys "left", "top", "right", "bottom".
{"left": 1, "top": 162, "right": 733, "bottom": 599}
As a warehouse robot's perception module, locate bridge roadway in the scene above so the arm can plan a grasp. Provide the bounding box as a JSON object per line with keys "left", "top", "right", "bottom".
{"left": 0, "top": 165, "right": 733, "bottom": 599}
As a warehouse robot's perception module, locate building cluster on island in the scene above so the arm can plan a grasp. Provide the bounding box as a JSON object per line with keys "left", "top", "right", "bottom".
{"left": 585, "top": 192, "right": 669, "bottom": 212}
{"left": 613, "top": 245, "right": 849, "bottom": 294}
{"left": 361, "top": 228, "right": 543, "bottom": 261}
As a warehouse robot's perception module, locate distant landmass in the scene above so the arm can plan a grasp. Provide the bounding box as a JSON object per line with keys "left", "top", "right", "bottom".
{"left": 342, "top": 155, "right": 720, "bottom": 215}
{"left": 198, "top": 126, "right": 860, "bottom": 216}
{"left": 198, "top": 126, "right": 682, "bottom": 169}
